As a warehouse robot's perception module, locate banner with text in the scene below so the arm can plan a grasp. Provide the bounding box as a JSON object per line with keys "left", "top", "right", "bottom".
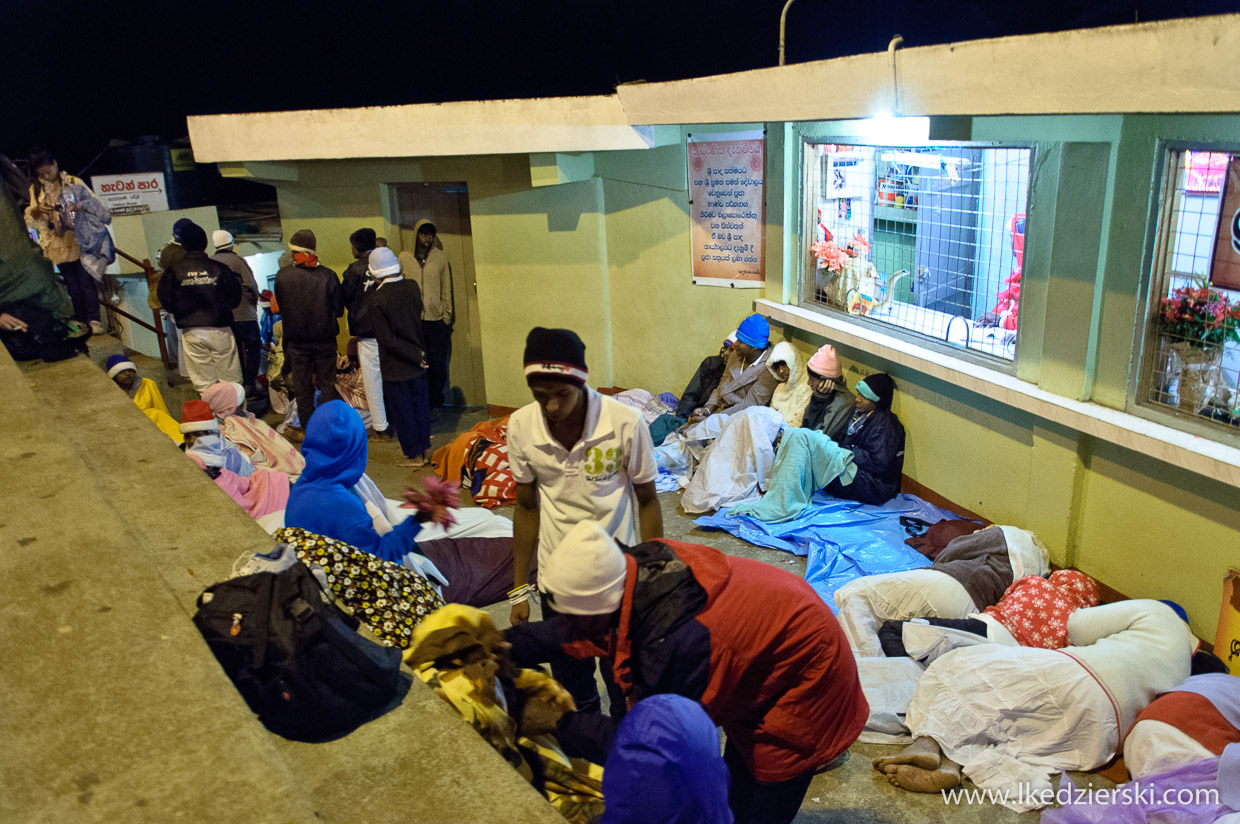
{"left": 689, "top": 130, "right": 765, "bottom": 288}
{"left": 91, "top": 171, "right": 170, "bottom": 216}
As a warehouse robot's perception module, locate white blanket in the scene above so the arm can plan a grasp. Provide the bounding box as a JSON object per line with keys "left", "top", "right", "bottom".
{"left": 682, "top": 407, "right": 786, "bottom": 514}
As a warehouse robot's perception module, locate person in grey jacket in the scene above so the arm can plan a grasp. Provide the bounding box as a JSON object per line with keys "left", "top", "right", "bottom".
{"left": 211, "top": 230, "right": 261, "bottom": 394}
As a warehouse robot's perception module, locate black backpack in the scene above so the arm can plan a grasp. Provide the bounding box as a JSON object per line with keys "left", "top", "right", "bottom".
{"left": 193, "top": 560, "right": 410, "bottom": 742}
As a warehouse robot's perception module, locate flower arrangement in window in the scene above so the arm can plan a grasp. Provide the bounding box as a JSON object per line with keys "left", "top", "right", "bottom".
{"left": 1158, "top": 278, "right": 1240, "bottom": 350}
{"left": 810, "top": 231, "right": 871, "bottom": 273}
{"left": 1156, "top": 277, "right": 1240, "bottom": 414}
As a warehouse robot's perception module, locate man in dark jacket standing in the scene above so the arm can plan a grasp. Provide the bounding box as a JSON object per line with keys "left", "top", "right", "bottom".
{"left": 274, "top": 229, "right": 343, "bottom": 433}
{"left": 211, "top": 230, "right": 262, "bottom": 395}
{"left": 341, "top": 227, "right": 387, "bottom": 437}
{"left": 156, "top": 220, "right": 242, "bottom": 394}
{"left": 366, "top": 247, "right": 431, "bottom": 467}
{"left": 507, "top": 521, "right": 868, "bottom": 824}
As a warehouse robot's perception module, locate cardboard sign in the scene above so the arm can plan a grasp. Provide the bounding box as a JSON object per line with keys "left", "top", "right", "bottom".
{"left": 1217, "top": 568, "right": 1240, "bottom": 676}
{"left": 91, "top": 172, "right": 170, "bottom": 216}
{"left": 689, "top": 131, "right": 765, "bottom": 288}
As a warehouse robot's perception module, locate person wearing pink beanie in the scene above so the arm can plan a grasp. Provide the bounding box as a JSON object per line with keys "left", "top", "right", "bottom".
{"left": 802, "top": 344, "right": 854, "bottom": 441}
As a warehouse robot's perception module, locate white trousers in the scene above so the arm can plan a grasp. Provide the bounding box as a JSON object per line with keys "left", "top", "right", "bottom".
{"left": 355, "top": 338, "right": 387, "bottom": 431}
{"left": 834, "top": 568, "right": 977, "bottom": 657}
{"left": 182, "top": 327, "right": 242, "bottom": 394}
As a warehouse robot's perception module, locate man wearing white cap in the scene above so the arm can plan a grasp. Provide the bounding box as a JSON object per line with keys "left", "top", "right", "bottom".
{"left": 211, "top": 230, "right": 262, "bottom": 395}
{"left": 507, "top": 520, "right": 867, "bottom": 824}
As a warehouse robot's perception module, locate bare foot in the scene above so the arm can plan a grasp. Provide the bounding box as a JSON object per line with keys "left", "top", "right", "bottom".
{"left": 872, "top": 736, "right": 942, "bottom": 772}
{"left": 883, "top": 761, "right": 962, "bottom": 793}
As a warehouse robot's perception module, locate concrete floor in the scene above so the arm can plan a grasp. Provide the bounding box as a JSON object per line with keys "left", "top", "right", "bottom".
{"left": 92, "top": 337, "right": 1107, "bottom": 823}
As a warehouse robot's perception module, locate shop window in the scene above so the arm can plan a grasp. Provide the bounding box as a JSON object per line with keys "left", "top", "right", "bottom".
{"left": 801, "top": 143, "right": 1031, "bottom": 362}
{"left": 1141, "top": 149, "right": 1240, "bottom": 432}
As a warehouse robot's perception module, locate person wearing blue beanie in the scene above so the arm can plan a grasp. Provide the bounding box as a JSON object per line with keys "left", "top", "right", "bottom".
{"left": 601, "top": 695, "right": 733, "bottom": 824}
{"left": 689, "top": 313, "right": 778, "bottom": 422}
{"left": 735, "top": 313, "right": 769, "bottom": 349}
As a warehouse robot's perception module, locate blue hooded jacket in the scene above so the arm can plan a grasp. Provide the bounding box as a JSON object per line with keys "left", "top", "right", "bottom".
{"left": 600, "top": 694, "right": 733, "bottom": 824}
{"left": 285, "top": 400, "right": 421, "bottom": 562}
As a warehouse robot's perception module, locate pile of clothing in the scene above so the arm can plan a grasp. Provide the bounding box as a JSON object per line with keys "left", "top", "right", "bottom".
{"left": 431, "top": 416, "right": 517, "bottom": 508}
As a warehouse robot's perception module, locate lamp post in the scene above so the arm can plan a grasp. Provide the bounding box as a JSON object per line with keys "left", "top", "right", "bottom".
{"left": 778, "top": 0, "right": 797, "bottom": 66}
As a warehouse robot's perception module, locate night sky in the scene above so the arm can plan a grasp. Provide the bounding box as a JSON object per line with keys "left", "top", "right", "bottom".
{"left": 3, "top": 0, "right": 1234, "bottom": 172}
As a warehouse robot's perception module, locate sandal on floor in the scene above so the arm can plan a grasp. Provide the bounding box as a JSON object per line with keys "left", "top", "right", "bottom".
{"left": 396, "top": 456, "right": 429, "bottom": 468}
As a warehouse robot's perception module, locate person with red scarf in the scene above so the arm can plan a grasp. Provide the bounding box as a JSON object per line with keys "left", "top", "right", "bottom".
{"left": 273, "top": 229, "right": 343, "bottom": 436}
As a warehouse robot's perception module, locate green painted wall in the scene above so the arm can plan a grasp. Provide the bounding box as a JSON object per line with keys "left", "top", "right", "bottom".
{"left": 772, "top": 113, "right": 1240, "bottom": 641}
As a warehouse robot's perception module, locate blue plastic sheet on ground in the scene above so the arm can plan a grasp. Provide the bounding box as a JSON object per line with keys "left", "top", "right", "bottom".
{"left": 694, "top": 492, "right": 966, "bottom": 611}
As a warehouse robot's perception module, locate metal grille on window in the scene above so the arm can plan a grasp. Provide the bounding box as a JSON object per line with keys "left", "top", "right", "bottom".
{"left": 1144, "top": 150, "right": 1240, "bottom": 431}
{"left": 803, "top": 144, "right": 1031, "bottom": 362}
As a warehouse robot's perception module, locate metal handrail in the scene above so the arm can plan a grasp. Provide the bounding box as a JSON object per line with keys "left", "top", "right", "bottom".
{"left": 107, "top": 247, "right": 173, "bottom": 371}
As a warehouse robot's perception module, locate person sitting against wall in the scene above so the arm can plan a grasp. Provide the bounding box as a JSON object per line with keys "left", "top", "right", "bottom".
{"left": 799, "top": 344, "right": 855, "bottom": 441}
{"left": 824, "top": 373, "right": 904, "bottom": 505}
{"left": 105, "top": 354, "right": 182, "bottom": 444}
{"left": 675, "top": 330, "right": 735, "bottom": 419}
{"left": 688, "top": 313, "right": 779, "bottom": 422}
{"left": 729, "top": 372, "right": 905, "bottom": 523}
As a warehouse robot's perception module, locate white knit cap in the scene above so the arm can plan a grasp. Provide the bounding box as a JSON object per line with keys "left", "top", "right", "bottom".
{"left": 540, "top": 521, "right": 628, "bottom": 615}
{"left": 368, "top": 247, "right": 402, "bottom": 278}
{"left": 106, "top": 358, "right": 137, "bottom": 379}
{"left": 212, "top": 229, "right": 234, "bottom": 249}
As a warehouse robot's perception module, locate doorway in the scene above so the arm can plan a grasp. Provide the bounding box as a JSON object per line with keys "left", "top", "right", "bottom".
{"left": 388, "top": 182, "right": 486, "bottom": 407}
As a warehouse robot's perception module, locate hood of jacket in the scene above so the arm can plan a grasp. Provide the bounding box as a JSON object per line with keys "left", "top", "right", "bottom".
{"left": 299, "top": 400, "right": 368, "bottom": 488}
{"left": 601, "top": 693, "right": 733, "bottom": 824}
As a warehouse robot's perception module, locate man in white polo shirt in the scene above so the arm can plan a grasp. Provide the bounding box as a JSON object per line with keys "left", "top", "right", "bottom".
{"left": 507, "top": 326, "right": 662, "bottom": 713}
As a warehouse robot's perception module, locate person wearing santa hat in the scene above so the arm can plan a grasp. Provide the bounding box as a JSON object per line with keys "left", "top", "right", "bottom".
{"left": 211, "top": 229, "right": 261, "bottom": 396}
{"left": 507, "top": 521, "right": 866, "bottom": 824}
{"left": 178, "top": 399, "right": 254, "bottom": 477}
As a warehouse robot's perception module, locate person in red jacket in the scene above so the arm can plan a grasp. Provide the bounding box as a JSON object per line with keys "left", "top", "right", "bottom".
{"left": 506, "top": 521, "right": 867, "bottom": 824}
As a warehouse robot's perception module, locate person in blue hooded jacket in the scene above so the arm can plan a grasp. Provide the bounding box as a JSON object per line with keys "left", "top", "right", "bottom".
{"left": 285, "top": 399, "right": 525, "bottom": 606}
{"left": 600, "top": 694, "right": 733, "bottom": 824}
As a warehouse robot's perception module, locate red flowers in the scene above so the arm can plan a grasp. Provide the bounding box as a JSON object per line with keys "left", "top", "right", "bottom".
{"left": 1158, "top": 277, "right": 1240, "bottom": 349}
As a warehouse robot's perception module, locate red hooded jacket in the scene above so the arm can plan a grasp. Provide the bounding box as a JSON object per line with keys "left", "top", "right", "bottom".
{"left": 550, "top": 539, "right": 868, "bottom": 783}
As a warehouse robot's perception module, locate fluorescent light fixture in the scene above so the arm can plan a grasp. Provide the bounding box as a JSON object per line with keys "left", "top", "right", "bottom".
{"left": 853, "top": 115, "right": 930, "bottom": 142}
{"left": 880, "top": 150, "right": 970, "bottom": 181}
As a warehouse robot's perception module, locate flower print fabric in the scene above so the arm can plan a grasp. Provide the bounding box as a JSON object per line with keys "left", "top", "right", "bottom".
{"left": 275, "top": 527, "right": 444, "bottom": 648}
{"left": 984, "top": 569, "right": 1100, "bottom": 649}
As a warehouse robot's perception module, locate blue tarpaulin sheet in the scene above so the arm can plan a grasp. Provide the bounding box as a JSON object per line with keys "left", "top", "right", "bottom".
{"left": 694, "top": 493, "right": 967, "bottom": 611}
